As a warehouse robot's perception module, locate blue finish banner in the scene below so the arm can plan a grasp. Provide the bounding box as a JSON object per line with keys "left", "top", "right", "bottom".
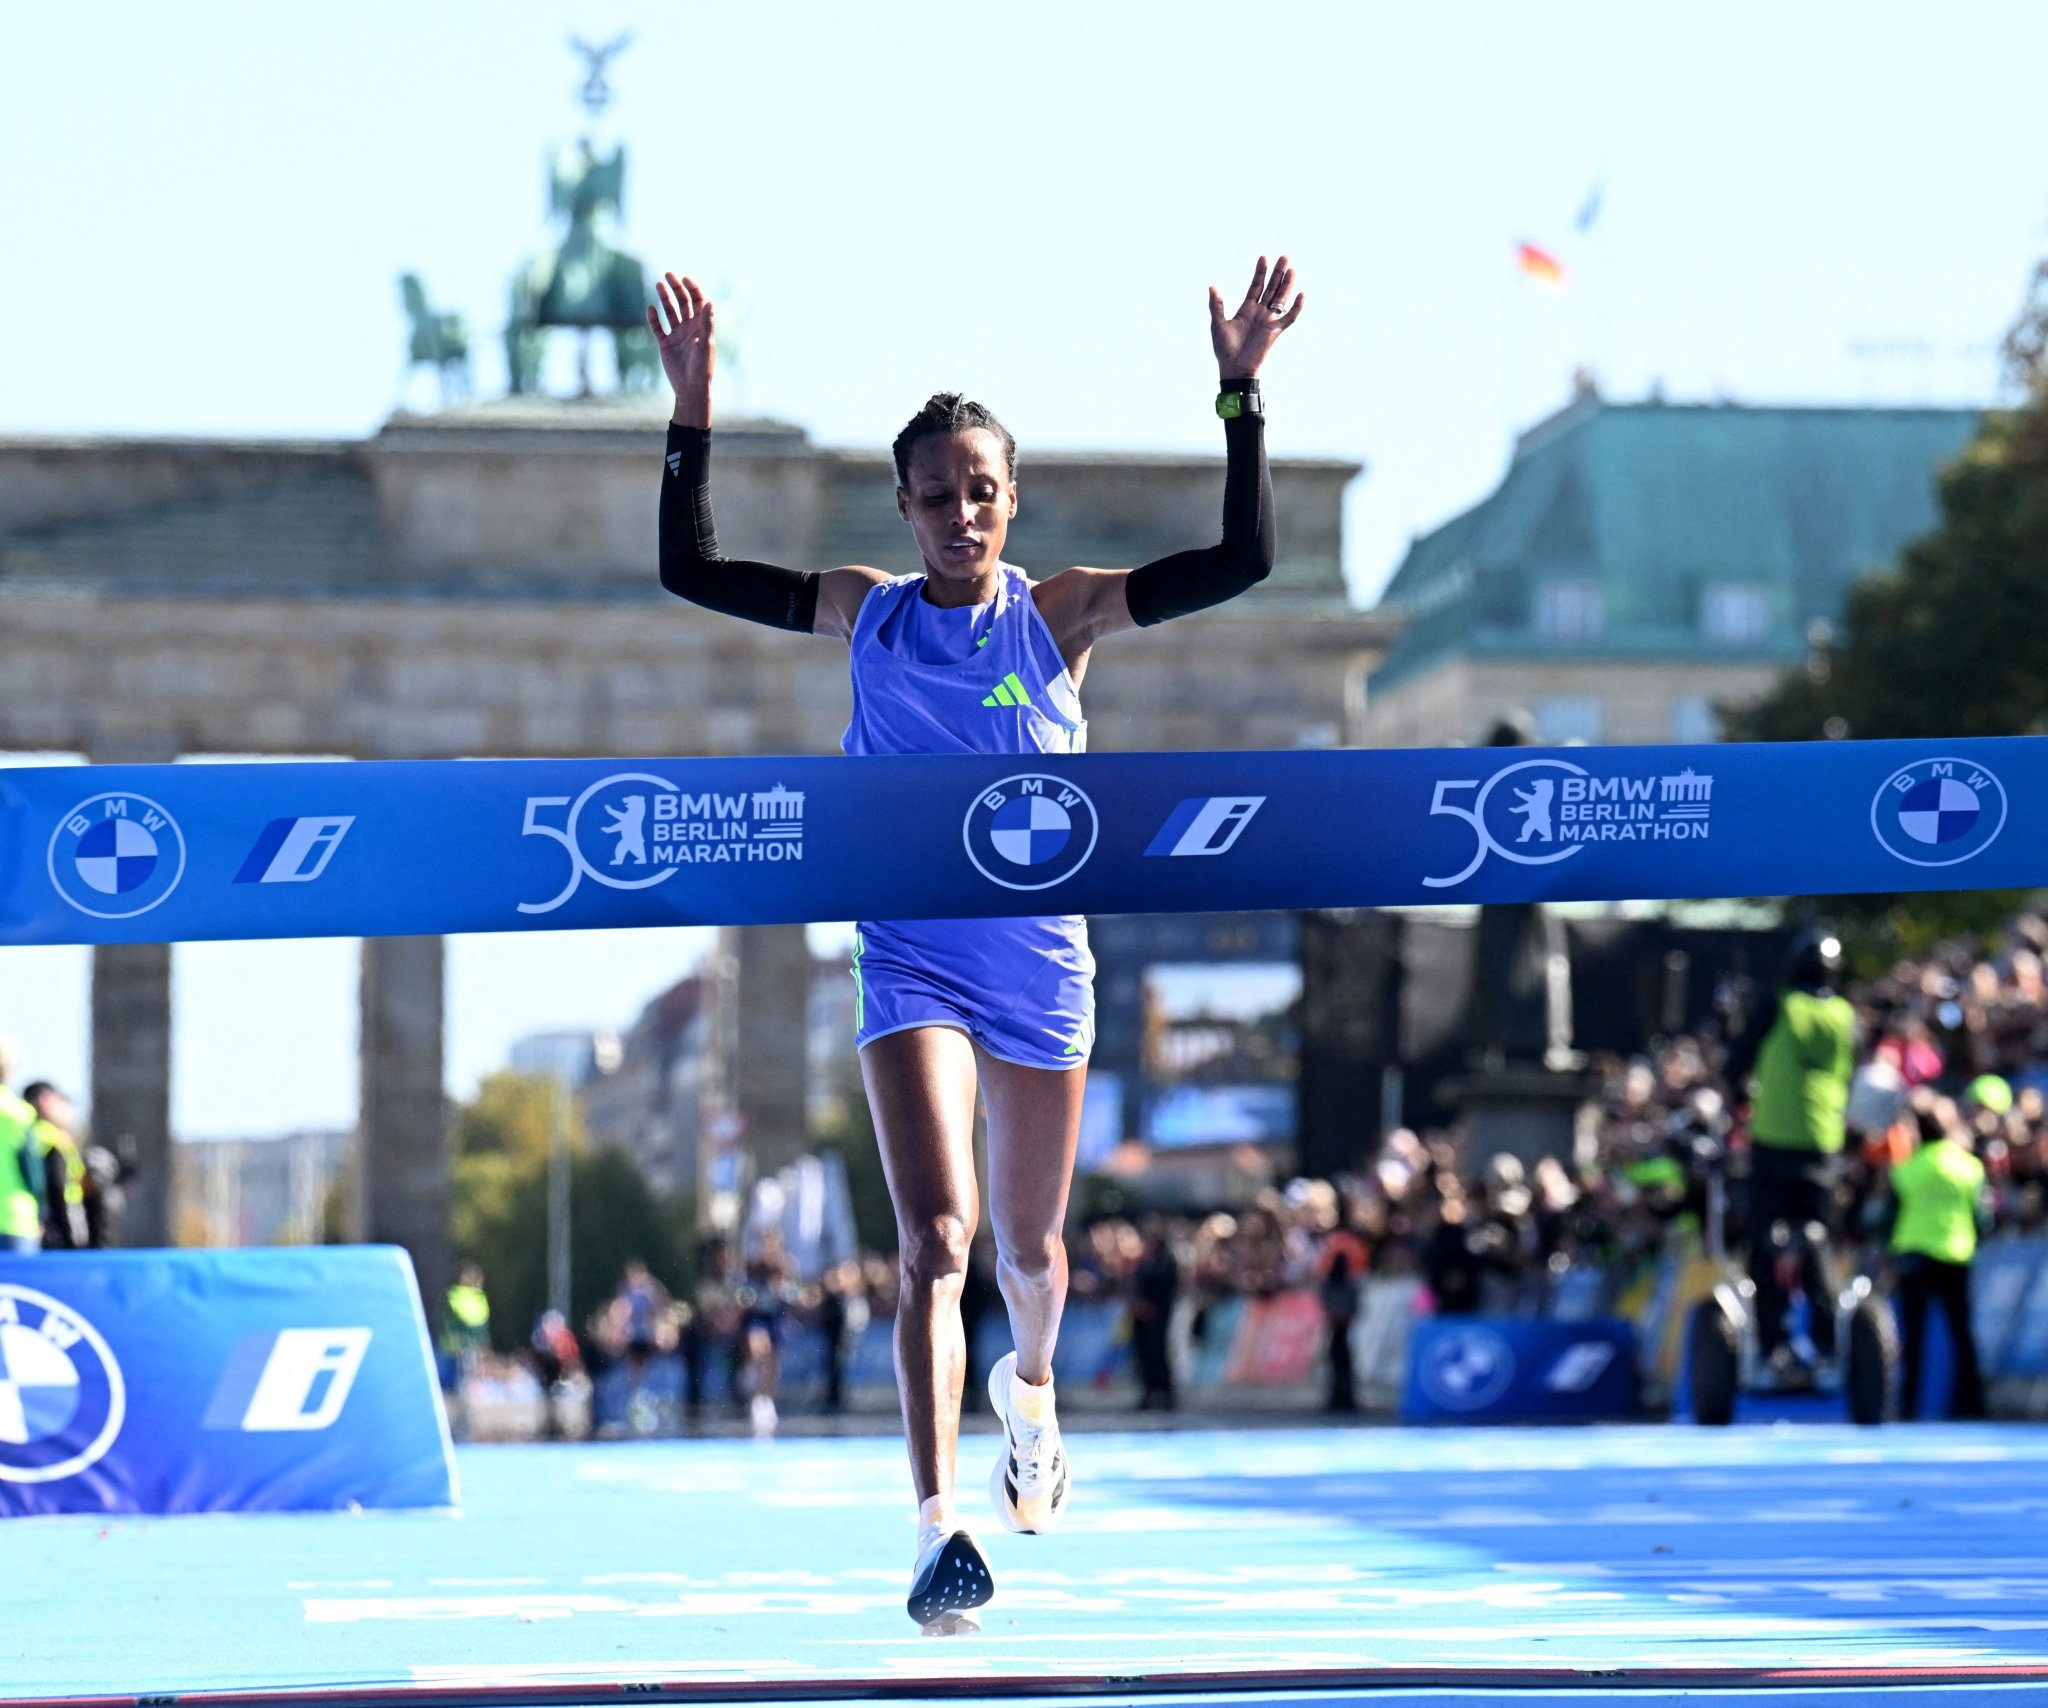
{"left": 0, "top": 1247, "right": 456, "bottom": 1516}
{"left": 1401, "top": 1316, "right": 1639, "bottom": 1422}
{"left": 0, "top": 737, "right": 2041, "bottom": 945}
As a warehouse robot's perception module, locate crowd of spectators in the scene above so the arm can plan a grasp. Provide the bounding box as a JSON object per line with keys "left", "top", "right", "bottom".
{"left": 485, "top": 913, "right": 2048, "bottom": 1430}
{"left": 1065, "top": 914, "right": 2048, "bottom": 1339}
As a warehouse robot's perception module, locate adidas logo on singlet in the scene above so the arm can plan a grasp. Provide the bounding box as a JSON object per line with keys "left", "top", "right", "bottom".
{"left": 982, "top": 672, "right": 1033, "bottom": 709}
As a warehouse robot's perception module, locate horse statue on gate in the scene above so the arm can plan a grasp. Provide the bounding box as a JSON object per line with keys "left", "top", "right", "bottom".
{"left": 505, "top": 139, "right": 659, "bottom": 396}
{"left": 399, "top": 273, "right": 471, "bottom": 405}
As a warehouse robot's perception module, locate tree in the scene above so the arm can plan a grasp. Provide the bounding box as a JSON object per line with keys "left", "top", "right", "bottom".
{"left": 450, "top": 1072, "right": 694, "bottom": 1350}
{"left": 1722, "top": 262, "right": 2048, "bottom": 958}
{"left": 1728, "top": 262, "right": 2048, "bottom": 743}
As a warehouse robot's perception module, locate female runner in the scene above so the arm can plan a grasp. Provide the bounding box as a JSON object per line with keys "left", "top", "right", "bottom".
{"left": 648, "top": 258, "right": 1303, "bottom": 1632}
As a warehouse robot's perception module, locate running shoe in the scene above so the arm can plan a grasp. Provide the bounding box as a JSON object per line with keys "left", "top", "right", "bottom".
{"left": 986, "top": 1350, "right": 1070, "bottom": 1534}
{"left": 906, "top": 1524, "right": 993, "bottom": 1633}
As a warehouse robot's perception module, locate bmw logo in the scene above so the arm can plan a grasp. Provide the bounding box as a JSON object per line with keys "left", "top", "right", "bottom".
{"left": 1870, "top": 758, "right": 2007, "bottom": 868}
{"left": 0, "top": 1283, "right": 126, "bottom": 1484}
{"left": 962, "top": 774, "right": 1099, "bottom": 892}
{"left": 1417, "top": 1324, "right": 1517, "bottom": 1412}
{"left": 47, "top": 793, "right": 187, "bottom": 919}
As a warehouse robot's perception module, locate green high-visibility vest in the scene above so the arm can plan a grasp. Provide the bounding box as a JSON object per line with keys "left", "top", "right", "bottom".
{"left": 0, "top": 1090, "right": 43, "bottom": 1242}
{"left": 1891, "top": 1137, "right": 1985, "bottom": 1266}
{"left": 33, "top": 1122, "right": 84, "bottom": 1208}
{"left": 443, "top": 1283, "right": 491, "bottom": 1353}
{"left": 1751, "top": 989, "right": 1856, "bottom": 1153}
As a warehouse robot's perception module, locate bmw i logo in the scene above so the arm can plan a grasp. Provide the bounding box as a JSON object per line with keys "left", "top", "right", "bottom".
{"left": 0, "top": 1283, "right": 126, "bottom": 1484}
{"left": 962, "top": 774, "right": 1099, "bottom": 892}
{"left": 1870, "top": 758, "right": 2007, "bottom": 868}
{"left": 47, "top": 793, "right": 187, "bottom": 919}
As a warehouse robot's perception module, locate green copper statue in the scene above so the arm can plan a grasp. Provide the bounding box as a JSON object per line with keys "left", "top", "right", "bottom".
{"left": 506, "top": 36, "right": 659, "bottom": 396}
{"left": 399, "top": 273, "right": 471, "bottom": 404}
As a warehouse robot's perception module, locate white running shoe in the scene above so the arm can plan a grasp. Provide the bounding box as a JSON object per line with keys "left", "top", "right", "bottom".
{"left": 987, "top": 1350, "right": 1071, "bottom": 1534}
{"left": 906, "top": 1524, "right": 993, "bottom": 1633}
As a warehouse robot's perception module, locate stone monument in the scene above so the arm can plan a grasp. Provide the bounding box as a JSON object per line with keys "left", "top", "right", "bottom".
{"left": 506, "top": 36, "right": 660, "bottom": 397}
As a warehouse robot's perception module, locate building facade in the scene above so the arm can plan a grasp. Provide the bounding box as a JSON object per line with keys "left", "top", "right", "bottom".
{"left": 172, "top": 1129, "right": 352, "bottom": 1248}
{"left": 1361, "top": 394, "right": 1981, "bottom": 747}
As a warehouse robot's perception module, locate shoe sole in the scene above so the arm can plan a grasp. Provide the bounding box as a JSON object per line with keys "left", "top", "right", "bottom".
{"left": 907, "top": 1531, "right": 994, "bottom": 1630}
{"left": 987, "top": 1361, "right": 1071, "bottom": 1535}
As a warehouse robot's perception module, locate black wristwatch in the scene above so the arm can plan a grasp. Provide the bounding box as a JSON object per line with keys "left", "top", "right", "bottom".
{"left": 1216, "top": 376, "right": 1263, "bottom": 420}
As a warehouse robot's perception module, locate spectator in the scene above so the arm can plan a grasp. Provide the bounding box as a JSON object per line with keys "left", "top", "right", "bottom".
{"left": 1887, "top": 1095, "right": 1989, "bottom": 1420}
{"left": 441, "top": 1262, "right": 491, "bottom": 1399}
{"left": 1725, "top": 928, "right": 1856, "bottom": 1377}
{"left": 819, "top": 1258, "right": 868, "bottom": 1413}
{"left": 739, "top": 1238, "right": 790, "bottom": 1436}
{"left": 1422, "top": 1179, "right": 1486, "bottom": 1315}
{"left": 1129, "top": 1217, "right": 1179, "bottom": 1412}
{"left": 0, "top": 1048, "right": 43, "bottom": 1255}
{"left": 1320, "top": 1247, "right": 1360, "bottom": 1412}
{"left": 528, "top": 1308, "right": 583, "bottom": 1440}
{"left": 21, "top": 1083, "right": 86, "bottom": 1251}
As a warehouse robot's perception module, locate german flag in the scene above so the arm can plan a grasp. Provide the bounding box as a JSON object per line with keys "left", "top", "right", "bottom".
{"left": 1515, "top": 242, "right": 1566, "bottom": 285}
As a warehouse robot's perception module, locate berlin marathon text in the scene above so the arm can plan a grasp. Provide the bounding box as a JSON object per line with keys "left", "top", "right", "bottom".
{"left": 1557, "top": 818, "right": 1708, "bottom": 842}
{"left": 651, "top": 823, "right": 803, "bottom": 865}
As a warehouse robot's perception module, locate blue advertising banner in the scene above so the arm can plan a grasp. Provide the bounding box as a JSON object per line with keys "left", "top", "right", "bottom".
{"left": 0, "top": 1247, "right": 456, "bottom": 1516}
{"left": 1401, "top": 1316, "right": 1638, "bottom": 1423}
{"left": 1972, "top": 1237, "right": 2045, "bottom": 1379}
{"left": 0, "top": 737, "right": 2043, "bottom": 945}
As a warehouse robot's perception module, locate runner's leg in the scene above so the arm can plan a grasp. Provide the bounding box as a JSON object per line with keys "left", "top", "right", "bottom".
{"left": 979, "top": 1050, "right": 1085, "bottom": 1384}
{"left": 862, "top": 1025, "right": 981, "bottom": 1504}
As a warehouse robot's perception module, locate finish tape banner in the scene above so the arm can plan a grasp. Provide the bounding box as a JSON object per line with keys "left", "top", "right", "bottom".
{"left": 0, "top": 737, "right": 2041, "bottom": 946}
{"left": 0, "top": 1247, "right": 456, "bottom": 1516}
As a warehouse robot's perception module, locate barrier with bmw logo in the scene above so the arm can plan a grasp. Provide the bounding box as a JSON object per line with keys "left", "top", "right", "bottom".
{"left": 0, "top": 737, "right": 2039, "bottom": 945}
{"left": 1401, "top": 1317, "right": 1639, "bottom": 1423}
{"left": 0, "top": 1247, "right": 455, "bottom": 1516}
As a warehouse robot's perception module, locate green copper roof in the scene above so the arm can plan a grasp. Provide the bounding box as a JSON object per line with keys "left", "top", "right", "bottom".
{"left": 1370, "top": 397, "right": 1982, "bottom": 692}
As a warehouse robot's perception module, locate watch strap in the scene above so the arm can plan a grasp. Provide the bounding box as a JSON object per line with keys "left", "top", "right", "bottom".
{"left": 1216, "top": 380, "right": 1264, "bottom": 419}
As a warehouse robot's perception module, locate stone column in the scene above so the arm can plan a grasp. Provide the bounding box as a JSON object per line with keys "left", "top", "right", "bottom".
{"left": 91, "top": 942, "right": 173, "bottom": 1246}
{"left": 357, "top": 936, "right": 448, "bottom": 1328}
{"left": 85, "top": 735, "right": 182, "bottom": 1248}
{"left": 724, "top": 923, "right": 812, "bottom": 1179}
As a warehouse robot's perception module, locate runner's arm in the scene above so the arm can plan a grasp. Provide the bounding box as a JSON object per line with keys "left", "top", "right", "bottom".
{"left": 650, "top": 270, "right": 881, "bottom": 638}
{"left": 1122, "top": 406, "right": 1273, "bottom": 625}
{"left": 659, "top": 425, "right": 820, "bottom": 632}
{"left": 1036, "top": 256, "right": 1299, "bottom": 653}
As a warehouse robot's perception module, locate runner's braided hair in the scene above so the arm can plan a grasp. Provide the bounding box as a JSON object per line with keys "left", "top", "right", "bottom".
{"left": 892, "top": 393, "right": 1017, "bottom": 487}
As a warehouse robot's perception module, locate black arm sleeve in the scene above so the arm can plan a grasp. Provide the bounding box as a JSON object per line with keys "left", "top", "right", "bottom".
{"left": 1122, "top": 410, "right": 1274, "bottom": 626}
{"left": 659, "top": 424, "right": 820, "bottom": 633}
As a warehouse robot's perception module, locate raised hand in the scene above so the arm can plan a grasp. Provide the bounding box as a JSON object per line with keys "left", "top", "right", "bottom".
{"left": 647, "top": 271, "right": 714, "bottom": 428}
{"left": 1208, "top": 255, "right": 1304, "bottom": 382}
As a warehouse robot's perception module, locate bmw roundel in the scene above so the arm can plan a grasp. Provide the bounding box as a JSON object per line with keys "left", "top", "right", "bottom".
{"left": 0, "top": 1283, "right": 126, "bottom": 1485}
{"left": 1870, "top": 758, "right": 2007, "bottom": 868}
{"left": 47, "top": 793, "right": 187, "bottom": 919}
{"left": 1416, "top": 1324, "right": 1517, "bottom": 1412}
{"left": 963, "top": 774, "right": 1099, "bottom": 892}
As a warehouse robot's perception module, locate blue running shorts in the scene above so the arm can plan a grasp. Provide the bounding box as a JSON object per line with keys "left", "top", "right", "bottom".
{"left": 852, "top": 916, "right": 1093, "bottom": 1071}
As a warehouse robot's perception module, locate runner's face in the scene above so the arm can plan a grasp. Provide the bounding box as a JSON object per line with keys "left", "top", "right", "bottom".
{"left": 898, "top": 429, "right": 1016, "bottom": 587}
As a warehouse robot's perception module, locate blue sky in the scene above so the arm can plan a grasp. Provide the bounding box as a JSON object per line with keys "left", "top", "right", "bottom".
{"left": 2, "top": 1, "right": 2045, "bottom": 1136}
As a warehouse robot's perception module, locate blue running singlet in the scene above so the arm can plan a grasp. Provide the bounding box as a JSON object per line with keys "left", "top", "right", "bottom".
{"left": 843, "top": 564, "right": 1094, "bottom": 1069}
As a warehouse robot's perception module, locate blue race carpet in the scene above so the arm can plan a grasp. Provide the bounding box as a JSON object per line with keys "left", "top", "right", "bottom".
{"left": 8, "top": 1424, "right": 2048, "bottom": 1706}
